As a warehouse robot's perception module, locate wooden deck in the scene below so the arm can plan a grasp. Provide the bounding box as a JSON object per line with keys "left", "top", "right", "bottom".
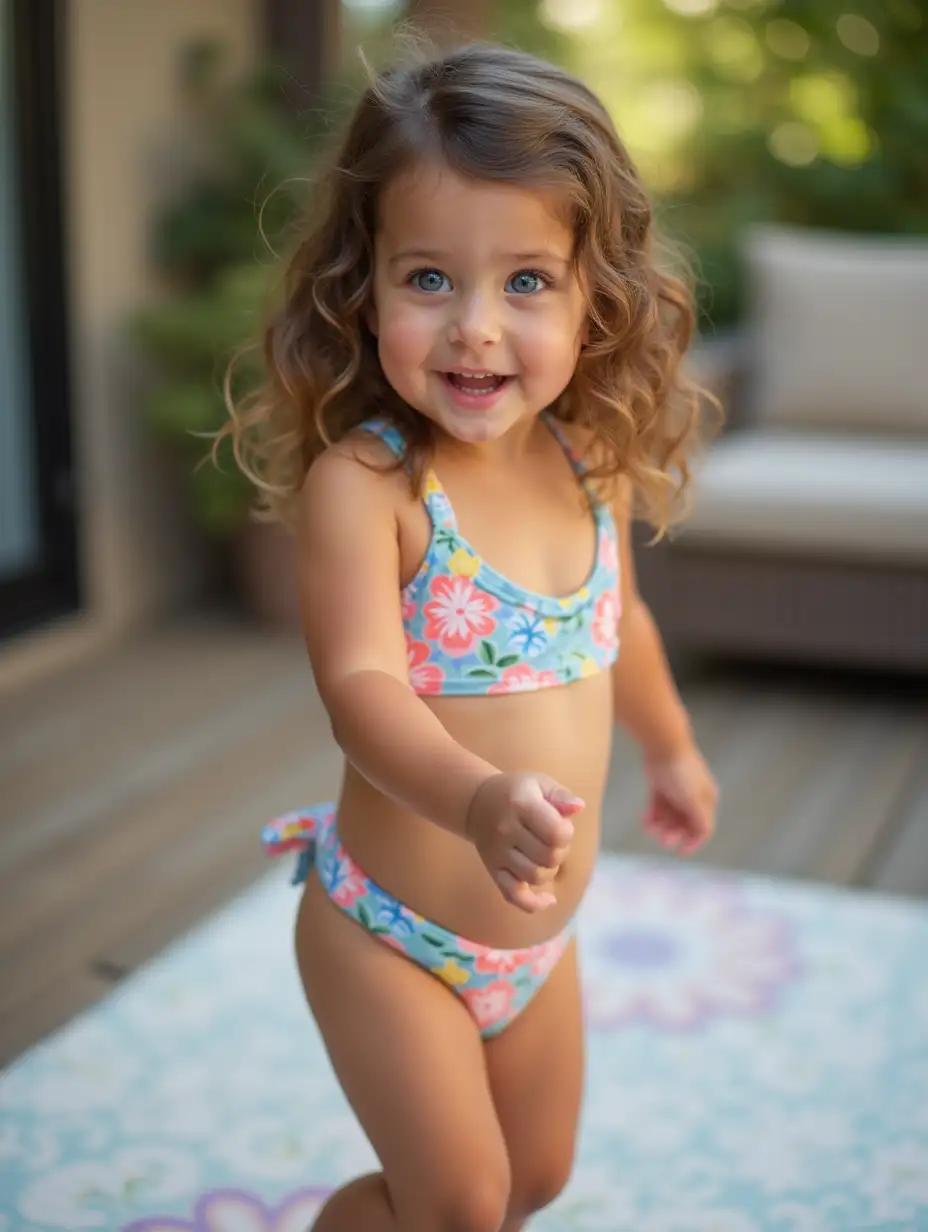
{"left": 2, "top": 614, "right": 926, "bottom": 1066}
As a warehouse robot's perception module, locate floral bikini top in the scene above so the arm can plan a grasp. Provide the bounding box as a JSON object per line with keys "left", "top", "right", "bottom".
{"left": 368, "top": 413, "right": 621, "bottom": 697}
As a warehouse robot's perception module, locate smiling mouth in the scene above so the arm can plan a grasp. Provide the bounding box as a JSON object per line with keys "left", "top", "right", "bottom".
{"left": 444, "top": 371, "right": 510, "bottom": 395}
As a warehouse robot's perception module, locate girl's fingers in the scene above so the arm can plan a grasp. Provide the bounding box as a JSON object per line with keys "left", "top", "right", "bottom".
{"left": 519, "top": 793, "right": 576, "bottom": 848}
{"left": 513, "top": 828, "right": 567, "bottom": 870}
{"left": 645, "top": 791, "right": 715, "bottom": 855}
{"left": 505, "top": 849, "right": 556, "bottom": 886}
{"left": 496, "top": 869, "right": 555, "bottom": 913}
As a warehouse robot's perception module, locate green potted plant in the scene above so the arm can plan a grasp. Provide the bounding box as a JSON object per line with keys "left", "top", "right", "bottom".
{"left": 134, "top": 41, "right": 318, "bottom": 628}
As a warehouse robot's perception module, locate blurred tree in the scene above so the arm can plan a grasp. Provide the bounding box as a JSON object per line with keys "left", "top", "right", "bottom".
{"left": 264, "top": 0, "right": 341, "bottom": 111}
{"left": 570, "top": 0, "right": 928, "bottom": 326}
{"left": 136, "top": 2, "right": 927, "bottom": 540}
{"left": 493, "top": 0, "right": 574, "bottom": 62}
{"left": 405, "top": 0, "right": 489, "bottom": 40}
{"left": 135, "top": 7, "right": 567, "bottom": 540}
{"left": 401, "top": 0, "right": 571, "bottom": 61}
{"left": 134, "top": 42, "right": 316, "bottom": 536}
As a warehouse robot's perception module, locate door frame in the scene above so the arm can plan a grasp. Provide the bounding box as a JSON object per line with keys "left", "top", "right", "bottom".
{"left": 1, "top": 0, "right": 79, "bottom": 639}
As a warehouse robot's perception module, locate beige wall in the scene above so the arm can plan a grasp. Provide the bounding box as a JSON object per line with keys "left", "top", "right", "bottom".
{"left": 1, "top": 0, "right": 257, "bottom": 689}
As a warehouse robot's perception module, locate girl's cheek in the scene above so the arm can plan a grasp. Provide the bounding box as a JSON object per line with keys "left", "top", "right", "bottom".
{"left": 377, "top": 316, "right": 437, "bottom": 399}
{"left": 380, "top": 306, "right": 436, "bottom": 362}
{"left": 518, "top": 317, "right": 582, "bottom": 375}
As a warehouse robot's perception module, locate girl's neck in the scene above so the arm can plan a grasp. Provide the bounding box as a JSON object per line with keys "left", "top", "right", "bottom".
{"left": 432, "top": 413, "right": 549, "bottom": 470}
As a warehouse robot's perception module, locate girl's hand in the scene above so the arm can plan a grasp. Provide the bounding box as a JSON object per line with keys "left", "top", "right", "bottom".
{"left": 465, "top": 773, "right": 584, "bottom": 914}
{"left": 642, "top": 745, "right": 717, "bottom": 856}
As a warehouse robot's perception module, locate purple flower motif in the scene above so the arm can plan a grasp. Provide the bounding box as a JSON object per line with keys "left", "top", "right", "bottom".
{"left": 582, "top": 869, "right": 800, "bottom": 1031}
{"left": 124, "top": 1187, "right": 332, "bottom": 1232}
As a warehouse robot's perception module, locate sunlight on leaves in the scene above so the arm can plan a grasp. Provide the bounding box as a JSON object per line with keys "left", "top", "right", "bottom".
{"left": 836, "top": 13, "right": 880, "bottom": 56}
{"left": 789, "top": 72, "right": 856, "bottom": 127}
{"left": 764, "top": 19, "right": 811, "bottom": 61}
{"left": 820, "top": 116, "right": 875, "bottom": 166}
{"left": 769, "top": 121, "right": 819, "bottom": 166}
{"left": 539, "top": 0, "right": 604, "bottom": 32}
{"left": 663, "top": 0, "right": 718, "bottom": 15}
{"left": 706, "top": 16, "right": 765, "bottom": 82}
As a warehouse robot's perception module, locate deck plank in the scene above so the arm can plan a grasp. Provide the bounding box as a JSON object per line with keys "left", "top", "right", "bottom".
{"left": 602, "top": 674, "right": 749, "bottom": 853}
{"left": 0, "top": 969, "right": 115, "bottom": 1068}
{"left": 870, "top": 765, "right": 928, "bottom": 898}
{"left": 0, "top": 618, "right": 302, "bottom": 779}
{"left": 689, "top": 694, "right": 850, "bottom": 873}
{"left": 0, "top": 693, "right": 331, "bottom": 957}
{"left": 1, "top": 618, "right": 925, "bottom": 1067}
{"left": 0, "top": 710, "right": 336, "bottom": 1026}
{"left": 751, "top": 708, "right": 925, "bottom": 884}
{"left": 1, "top": 633, "right": 311, "bottom": 874}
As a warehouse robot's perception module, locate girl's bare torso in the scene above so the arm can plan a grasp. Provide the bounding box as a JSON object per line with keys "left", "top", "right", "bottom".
{"left": 332, "top": 422, "right": 617, "bottom": 949}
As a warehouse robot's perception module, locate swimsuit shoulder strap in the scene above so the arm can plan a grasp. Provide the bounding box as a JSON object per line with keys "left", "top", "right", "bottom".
{"left": 358, "top": 418, "right": 407, "bottom": 460}
{"left": 542, "top": 411, "right": 601, "bottom": 499}
{"left": 358, "top": 419, "right": 457, "bottom": 530}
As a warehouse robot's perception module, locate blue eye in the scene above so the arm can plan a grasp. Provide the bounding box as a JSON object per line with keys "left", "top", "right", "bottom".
{"left": 411, "top": 269, "right": 451, "bottom": 293}
{"left": 506, "top": 270, "right": 548, "bottom": 295}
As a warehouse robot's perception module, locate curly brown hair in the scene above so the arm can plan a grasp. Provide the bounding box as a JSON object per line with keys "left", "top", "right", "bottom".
{"left": 220, "top": 41, "right": 716, "bottom": 532}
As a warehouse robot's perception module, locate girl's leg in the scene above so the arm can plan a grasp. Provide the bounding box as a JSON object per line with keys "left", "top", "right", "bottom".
{"left": 484, "top": 940, "right": 584, "bottom": 1231}
{"left": 296, "top": 871, "right": 511, "bottom": 1232}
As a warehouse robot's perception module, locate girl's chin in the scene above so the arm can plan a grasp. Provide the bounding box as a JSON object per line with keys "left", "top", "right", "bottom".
{"left": 438, "top": 407, "right": 523, "bottom": 443}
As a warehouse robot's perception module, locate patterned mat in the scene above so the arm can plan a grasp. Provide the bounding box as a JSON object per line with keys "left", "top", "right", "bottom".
{"left": 2, "top": 856, "right": 927, "bottom": 1230}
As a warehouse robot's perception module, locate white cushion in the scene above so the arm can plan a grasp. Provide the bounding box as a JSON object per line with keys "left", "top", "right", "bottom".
{"left": 744, "top": 226, "right": 928, "bottom": 436}
{"left": 679, "top": 430, "right": 928, "bottom": 564}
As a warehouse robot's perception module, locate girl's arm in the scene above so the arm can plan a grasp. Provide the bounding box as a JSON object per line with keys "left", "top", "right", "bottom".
{"left": 298, "top": 440, "right": 497, "bottom": 835}
{"left": 296, "top": 440, "right": 577, "bottom": 907}
{"left": 610, "top": 480, "right": 693, "bottom": 758}
{"left": 610, "top": 480, "right": 717, "bottom": 852}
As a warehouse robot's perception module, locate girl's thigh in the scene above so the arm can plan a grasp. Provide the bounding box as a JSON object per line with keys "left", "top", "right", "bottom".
{"left": 484, "top": 939, "right": 584, "bottom": 1218}
{"left": 295, "top": 873, "right": 511, "bottom": 1228}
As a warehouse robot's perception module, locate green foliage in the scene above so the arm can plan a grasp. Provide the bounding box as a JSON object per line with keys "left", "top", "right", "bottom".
{"left": 492, "top": 0, "right": 573, "bottom": 63}
{"left": 134, "top": 41, "right": 315, "bottom": 536}
{"left": 574, "top": 0, "right": 928, "bottom": 326}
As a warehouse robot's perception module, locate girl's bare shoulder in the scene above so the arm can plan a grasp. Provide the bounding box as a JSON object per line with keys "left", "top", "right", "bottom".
{"left": 297, "top": 425, "right": 421, "bottom": 552}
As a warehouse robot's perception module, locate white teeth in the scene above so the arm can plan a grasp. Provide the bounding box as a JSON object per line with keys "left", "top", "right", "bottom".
{"left": 446, "top": 370, "right": 507, "bottom": 396}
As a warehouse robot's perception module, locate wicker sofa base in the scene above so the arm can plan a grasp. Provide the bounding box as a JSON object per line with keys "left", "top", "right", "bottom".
{"left": 634, "top": 536, "right": 928, "bottom": 673}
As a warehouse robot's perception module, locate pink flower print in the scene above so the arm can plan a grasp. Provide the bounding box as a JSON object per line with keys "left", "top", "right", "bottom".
{"left": 591, "top": 590, "right": 618, "bottom": 652}
{"left": 456, "top": 938, "right": 525, "bottom": 974}
{"left": 261, "top": 812, "right": 315, "bottom": 856}
{"left": 488, "top": 664, "right": 534, "bottom": 694}
{"left": 401, "top": 593, "right": 416, "bottom": 623}
{"left": 531, "top": 933, "right": 569, "bottom": 978}
{"left": 381, "top": 932, "right": 412, "bottom": 956}
{"left": 488, "top": 665, "right": 561, "bottom": 694}
{"left": 406, "top": 638, "right": 445, "bottom": 694}
{"left": 328, "top": 855, "right": 368, "bottom": 908}
{"left": 598, "top": 527, "right": 619, "bottom": 575}
{"left": 461, "top": 979, "right": 516, "bottom": 1030}
{"left": 422, "top": 575, "right": 498, "bottom": 656}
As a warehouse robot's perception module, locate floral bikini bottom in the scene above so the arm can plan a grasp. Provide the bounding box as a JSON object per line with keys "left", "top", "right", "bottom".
{"left": 262, "top": 803, "right": 573, "bottom": 1038}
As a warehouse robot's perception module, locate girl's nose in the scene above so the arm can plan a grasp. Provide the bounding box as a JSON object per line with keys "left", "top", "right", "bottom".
{"left": 448, "top": 291, "right": 502, "bottom": 348}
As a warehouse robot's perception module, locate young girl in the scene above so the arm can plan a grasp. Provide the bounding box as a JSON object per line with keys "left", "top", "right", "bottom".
{"left": 226, "top": 41, "right": 717, "bottom": 1232}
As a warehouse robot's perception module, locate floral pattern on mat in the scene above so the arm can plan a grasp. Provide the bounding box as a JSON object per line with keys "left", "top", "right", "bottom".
{"left": 125, "top": 1188, "right": 331, "bottom": 1232}
{"left": 580, "top": 869, "right": 799, "bottom": 1030}
{"left": 1, "top": 857, "right": 927, "bottom": 1230}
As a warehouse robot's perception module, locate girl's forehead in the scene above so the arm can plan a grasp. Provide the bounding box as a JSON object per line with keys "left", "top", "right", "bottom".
{"left": 376, "top": 164, "right": 575, "bottom": 261}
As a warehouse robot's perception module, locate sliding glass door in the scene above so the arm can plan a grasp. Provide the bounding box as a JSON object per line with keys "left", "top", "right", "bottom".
{"left": 0, "top": 0, "right": 78, "bottom": 639}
